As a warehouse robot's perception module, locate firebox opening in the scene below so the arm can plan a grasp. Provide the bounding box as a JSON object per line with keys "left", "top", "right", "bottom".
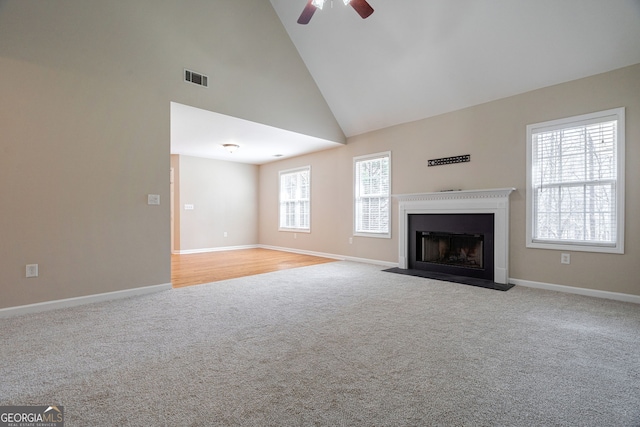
{"left": 408, "top": 213, "right": 495, "bottom": 281}
{"left": 418, "top": 231, "right": 484, "bottom": 270}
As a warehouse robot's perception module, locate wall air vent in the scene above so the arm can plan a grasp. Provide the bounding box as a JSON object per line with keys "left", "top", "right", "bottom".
{"left": 184, "top": 69, "right": 208, "bottom": 88}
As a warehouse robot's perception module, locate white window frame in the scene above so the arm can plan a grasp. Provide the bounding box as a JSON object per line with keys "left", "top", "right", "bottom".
{"left": 279, "top": 166, "right": 311, "bottom": 232}
{"left": 526, "top": 107, "right": 625, "bottom": 254}
{"left": 353, "top": 151, "right": 391, "bottom": 239}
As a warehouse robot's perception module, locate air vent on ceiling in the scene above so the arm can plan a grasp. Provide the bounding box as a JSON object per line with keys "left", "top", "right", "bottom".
{"left": 184, "top": 69, "right": 208, "bottom": 88}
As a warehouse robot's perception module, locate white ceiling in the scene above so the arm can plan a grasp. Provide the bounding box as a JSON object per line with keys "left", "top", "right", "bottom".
{"left": 172, "top": 0, "right": 640, "bottom": 164}
{"left": 170, "top": 102, "right": 343, "bottom": 165}
{"left": 271, "top": 0, "right": 640, "bottom": 137}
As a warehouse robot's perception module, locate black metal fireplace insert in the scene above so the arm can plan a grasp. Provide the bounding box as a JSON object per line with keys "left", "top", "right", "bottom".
{"left": 408, "top": 213, "right": 495, "bottom": 281}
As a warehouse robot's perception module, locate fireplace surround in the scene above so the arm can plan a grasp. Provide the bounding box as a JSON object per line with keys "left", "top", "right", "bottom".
{"left": 395, "top": 188, "right": 515, "bottom": 284}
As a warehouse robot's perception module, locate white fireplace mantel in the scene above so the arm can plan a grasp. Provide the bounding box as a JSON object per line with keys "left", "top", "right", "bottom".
{"left": 394, "top": 188, "right": 516, "bottom": 284}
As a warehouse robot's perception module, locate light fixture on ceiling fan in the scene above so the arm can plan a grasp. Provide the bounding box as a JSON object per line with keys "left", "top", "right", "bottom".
{"left": 297, "top": 0, "right": 374, "bottom": 25}
{"left": 311, "top": 0, "right": 347, "bottom": 10}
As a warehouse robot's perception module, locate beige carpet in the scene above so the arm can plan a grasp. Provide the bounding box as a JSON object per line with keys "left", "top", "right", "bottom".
{"left": 1, "top": 261, "right": 639, "bottom": 426}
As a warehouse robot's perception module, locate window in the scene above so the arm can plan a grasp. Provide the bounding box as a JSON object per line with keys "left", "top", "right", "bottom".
{"left": 354, "top": 152, "right": 391, "bottom": 238}
{"left": 526, "top": 108, "right": 625, "bottom": 253}
{"left": 279, "top": 166, "right": 311, "bottom": 232}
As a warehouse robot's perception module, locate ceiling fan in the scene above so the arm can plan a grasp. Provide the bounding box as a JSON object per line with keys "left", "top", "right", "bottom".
{"left": 297, "top": 0, "right": 374, "bottom": 25}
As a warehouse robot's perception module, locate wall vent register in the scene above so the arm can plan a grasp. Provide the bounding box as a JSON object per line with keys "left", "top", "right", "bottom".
{"left": 184, "top": 69, "right": 208, "bottom": 87}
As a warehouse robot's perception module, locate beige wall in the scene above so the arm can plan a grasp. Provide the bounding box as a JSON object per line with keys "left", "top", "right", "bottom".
{"left": 174, "top": 155, "right": 258, "bottom": 252}
{"left": 260, "top": 64, "right": 640, "bottom": 296}
{"left": 259, "top": 146, "right": 399, "bottom": 263}
{"left": 2, "top": 0, "right": 637, "bottom": 311}
{"left": 0, "top": 0, "right": 342, "bottom": 309}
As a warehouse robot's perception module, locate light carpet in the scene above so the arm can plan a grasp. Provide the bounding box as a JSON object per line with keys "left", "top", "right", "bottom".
{"left": 1, "top": 261, "right": 639, "bottom": 426}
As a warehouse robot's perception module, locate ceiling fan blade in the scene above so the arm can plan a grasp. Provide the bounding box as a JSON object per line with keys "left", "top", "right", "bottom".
{"left": 350, "top": 0, "right": 374, "bottom": 19}
{"left": 297, "top": 1, "right": 317, "bottom": 24}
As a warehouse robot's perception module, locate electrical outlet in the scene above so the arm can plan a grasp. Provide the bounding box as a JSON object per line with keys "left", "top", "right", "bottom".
{"left": 349, "top": 237, "right": 353, "bottom": 244}
{"left": 223, "top": 232, "right": 228, "bottom": 238}
{"left": 26, "top": 264, "right": 38, "bottom": 278}
{"left": 561, "top": 253, "right": 571, "bottom": 264}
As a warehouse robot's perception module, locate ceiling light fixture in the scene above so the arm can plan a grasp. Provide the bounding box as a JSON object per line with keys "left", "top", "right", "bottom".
{"left": 298, "top": 0, "right": 373, "bottom": 25}
{"left": 222, "top": 143, "right": 240, "bottom": 153}
{"left": 311, "top": 0, "right": 351, "bottom": 9}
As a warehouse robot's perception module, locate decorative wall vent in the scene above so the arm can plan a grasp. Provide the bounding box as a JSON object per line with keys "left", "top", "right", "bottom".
{"left": 428, "top": 154, "right": 470, "bottom": 167}
{"left": 184, "top": 69, "right": 208, "bottom": 88}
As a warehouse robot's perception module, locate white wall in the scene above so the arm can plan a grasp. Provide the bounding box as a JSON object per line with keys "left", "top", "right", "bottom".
{"left": 174, "top": 155, "right": 258, "bottom": 252}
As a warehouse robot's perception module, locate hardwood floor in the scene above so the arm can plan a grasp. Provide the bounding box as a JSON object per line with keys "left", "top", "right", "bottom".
{"left": 171, "top": 248, "right": 337, "bottom": 288}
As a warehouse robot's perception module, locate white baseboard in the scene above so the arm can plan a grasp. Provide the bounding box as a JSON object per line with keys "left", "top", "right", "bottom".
{"left": 258, "top": 244, "right": 398, "bottom": 268}
{"left": 341, "top": 255, "right": 398, "bottom": 268}
{"left": 510, "top": 278, "right": 640, "bottom": 304}
{"left": 175, "top": 245, "right": 258, "bottom": 255}
{"left": 0, "top": 283, "right": 172, "bottom": 319}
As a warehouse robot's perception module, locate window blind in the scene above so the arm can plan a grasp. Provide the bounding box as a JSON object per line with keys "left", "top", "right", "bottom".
{"left": 532, "top": 118, "right": 617, "bottom": 245}
{"left": 279, "top": 167, "right": 310, "bottom": 230}
{"left": 355, "top": 154, "right": 390, "bottom": 235}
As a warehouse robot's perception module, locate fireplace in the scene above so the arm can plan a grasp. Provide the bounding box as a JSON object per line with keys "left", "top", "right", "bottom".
{"left": 408, "top": 213, "right": 494, "bottom": 281}
{"left": 395, "top": 188, "right": 515, "bottom": 284}
{"left": 420, "top": 232, "right": 484, "bottom": 269}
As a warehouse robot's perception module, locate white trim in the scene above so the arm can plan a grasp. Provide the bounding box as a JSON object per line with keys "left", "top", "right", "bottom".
{"left": 511, "top": 278, "right": 640, "bottom": 304}
{"left": 353, "top": 231, "right": 390, "bottom": 239}
{"left": 340, "top": 255, "right": 397, "bottom": 268}
{"left": 279, "top": 165, "right": 311, "bottom": 232}
{"left": 258, "top": 244, "right": 398, "bottom": 268}
{"left": 353, "top": 151, "right": 392, "bottom": 239}
{"left": 175, "top": 245, "right": 258, "bottom": 255}
{"left": 394, "top": 188, "right": 515, "bottom": 284}
{"left": 525, "top": 107, "right": 625, "bottom": 254}
{"left": 278, "top": 228, "right": 311, "bottom": 234}
{"left": 0, "top": 283, "right": 172, "bottom": 319}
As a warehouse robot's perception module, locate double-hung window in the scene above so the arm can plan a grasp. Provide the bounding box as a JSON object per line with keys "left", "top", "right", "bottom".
{"left": 354, "top": 152, "right": 391, "bottom": 238}
{"left": 526, "top": 108, "right": 625, "bottom": 253}
{"left": 279, "top": 166, "right": 311, "bottom": 232}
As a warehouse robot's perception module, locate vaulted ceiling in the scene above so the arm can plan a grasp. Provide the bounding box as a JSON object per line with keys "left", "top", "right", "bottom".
{"left": 270, "top": 0, "right": 640, "bottom": 137}
{"left": 172, "top": 0, "right": 640, "bottom": 164}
